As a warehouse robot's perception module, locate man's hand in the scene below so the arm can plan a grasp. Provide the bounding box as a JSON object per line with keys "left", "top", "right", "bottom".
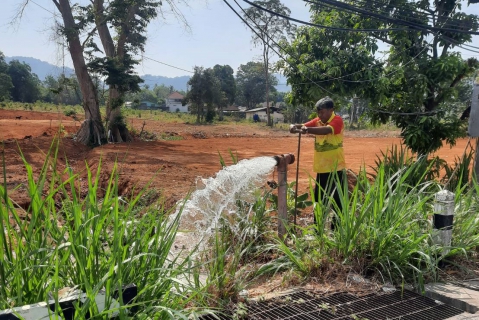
{"left": 289, "top": 124, "right": 305, "bottom": 134}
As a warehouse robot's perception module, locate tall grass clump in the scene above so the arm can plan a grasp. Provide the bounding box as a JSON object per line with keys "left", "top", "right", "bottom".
{"left": 0, "top": 140, "right": 207, "bottom": 318}
{"left": 258, "top": 163, "right": 454, "bottom": 289}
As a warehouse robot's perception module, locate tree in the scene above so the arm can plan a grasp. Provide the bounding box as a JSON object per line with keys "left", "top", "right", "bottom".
{"left": 281, "top": 0, "right": 479, "bottom": 154}
{"left": 7, "top": 60, "right": 41, "bottom": 103}
{"left": 243, "top": 0, "right": 295, "bottom": 126}
{"left": 43, "top": 74, "right": 82, "bottom": 105}
{"left": 0, "top": 52, "right": 13, "bottom": 101}
{"left": 17, "top": 0, "right": 188, "bottom": 146}
{"left": 213, "top": 64, "right": 236, "bottom": 120}
{"left": 184, "top": 66, "right": 221, "bottom": 124}
{"left": 236, "top": 61, "right": 278, "bottom": 109}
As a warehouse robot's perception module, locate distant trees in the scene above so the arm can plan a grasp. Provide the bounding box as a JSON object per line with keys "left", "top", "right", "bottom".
{"left": 236, "top": 61, "right": 278, "bottom": 109}
{"left": 7, "top": 60, "right": 41, "bottom": 103}
{"left": 42, "top": 75, "right": 82, "bottom": 105}
{"left": 242, "top": 0, "right": 295, "bottom": 126}
{"left": 184, "top": 66, "right": 221, "bottom": 123}
{"left": 0, "top": 52, "right": 13, "bottom": 101}
{"left": 213, "top": 64, "right": 236, "bottom": 120}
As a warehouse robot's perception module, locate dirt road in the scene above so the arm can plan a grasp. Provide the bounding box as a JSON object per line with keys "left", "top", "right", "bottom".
{"left": 0, "top": 110, "right": 470, "bottom": 209}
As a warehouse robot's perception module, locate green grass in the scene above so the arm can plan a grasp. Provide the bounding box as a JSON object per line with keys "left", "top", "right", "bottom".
{"left": 0, "top": 139, "right": 211, "bottom": 318}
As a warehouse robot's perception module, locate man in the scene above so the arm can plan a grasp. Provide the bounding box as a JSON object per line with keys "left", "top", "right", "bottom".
{"left": 290, "top": 96, "right": 346, "bottom": 230}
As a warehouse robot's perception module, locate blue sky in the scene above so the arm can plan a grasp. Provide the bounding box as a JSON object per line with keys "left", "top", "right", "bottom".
{"left": 0, "top": 0, "right": 310, "bottom": 78}
{"left": 1, "top": 0, "right": 478, "bottom": 78}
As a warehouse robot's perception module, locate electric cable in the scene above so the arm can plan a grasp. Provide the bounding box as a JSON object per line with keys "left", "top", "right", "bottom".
{"left": 235, "top": 0, "right": 467, "bottom": 116}
{"left": 226, "top": 0, "right": 337, "bottom": 98}
{"left": 242, "top": 0, "right": 479, "bottom": 85}
{"left": 302, "top": 0, "right": 479, "bottom": 35}
{"left": 312, "top": 0, "right": 475, "bottom": 30}
{"left": 242, "top": 0, "right": 408, "bottom": 32}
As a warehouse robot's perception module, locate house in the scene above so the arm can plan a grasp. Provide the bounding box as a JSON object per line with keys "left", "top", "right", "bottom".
{"left": 166, "top": 92, "right": 188, "bottom": 113}
{"left": 245, "top": 106, "right": 284, "bottom": 123}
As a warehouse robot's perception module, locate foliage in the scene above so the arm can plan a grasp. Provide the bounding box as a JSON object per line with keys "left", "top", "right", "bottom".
{"left": 184, "top": 66, "right": 221, "bottom": 124}
{"left": 371, "top": 144, "right": 444, "bottom": 191}
{"left": 0, "top": 141, "right": 208, "bottom": 318}
{"left": 213, "top": 64, "right": 237, "bottom": 121}
{"left": 442, "top": 142, "right": 476, "bottom": 191}
{"left": 63, "top": 108, "right": 77, "bottom": 117}
{"left": 243, "top": 0, "right": 296, "bottom": 126}
{"left": 236, "top": 61, "right": 278, "bottom": 109}
{"left": 0, "top": 52, "right": 13, "bottom": 101}
{"left": 280, "top": 0, "right": 479, "bottom": 154}
{"left": 269, "top": 181, "right": 313, "bottom": 217}
{"left": 43, "top": 75, "right": 83, "bottom": 106}
{"left": 7, "top": 59, "right": 41, "bottom": 103}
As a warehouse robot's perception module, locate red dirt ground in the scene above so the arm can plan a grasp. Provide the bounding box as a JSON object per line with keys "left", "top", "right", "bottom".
{"left": 0, "top": 109, "right": 471, "bottom": 210}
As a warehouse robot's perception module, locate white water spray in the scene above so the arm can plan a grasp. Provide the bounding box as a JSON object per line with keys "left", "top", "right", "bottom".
{"left": 171, "top": 156, "right": 277, "bottom": 254}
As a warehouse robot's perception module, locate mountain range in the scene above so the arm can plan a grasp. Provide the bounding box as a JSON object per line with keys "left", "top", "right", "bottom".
{"left": 5, "top": 56, "right": 290, "bottom": 92}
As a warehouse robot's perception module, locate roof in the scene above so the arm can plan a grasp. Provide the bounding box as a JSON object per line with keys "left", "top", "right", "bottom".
{"left": 245, "top": 106, "right": 280, "bottom": 113}
{"left": 167, "top": 92, "right": 184, "bottom": 99}
{"left": 223, "top": 105, "right": 240, "bottom": 111}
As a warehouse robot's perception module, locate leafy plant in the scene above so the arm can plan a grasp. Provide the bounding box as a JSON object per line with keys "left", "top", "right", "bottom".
{"left": 269, "top": 180, "right": 313, "bottom": 216}
{"left": 0, "top": 140, "right": 205, "bottom": 318}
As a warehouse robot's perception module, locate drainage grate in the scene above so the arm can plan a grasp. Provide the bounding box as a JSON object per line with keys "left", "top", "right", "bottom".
{"left": 201, "top": 289, "right": 464, "bottom": 319}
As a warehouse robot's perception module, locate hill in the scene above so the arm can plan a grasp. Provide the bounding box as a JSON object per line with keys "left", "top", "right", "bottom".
{"left": 5, "top": 56, "right": 291, "bottom": 92}
{"left": 5, "top": 56, "right": 75, "bottom": 80}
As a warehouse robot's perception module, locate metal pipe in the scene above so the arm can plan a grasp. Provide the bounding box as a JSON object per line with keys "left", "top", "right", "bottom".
{"left": 294, "top": 132, "right": 301, "bottom": 230}
{"left": 273, "top": 153, "right": 295, "bottom": 239}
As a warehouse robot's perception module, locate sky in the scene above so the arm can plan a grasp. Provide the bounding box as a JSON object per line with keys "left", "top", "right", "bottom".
{"left": 0, "top": 0, "right": 310, "bottom": 78}
{"left": 1, "top": 0, "right": 479, "bottom": 79}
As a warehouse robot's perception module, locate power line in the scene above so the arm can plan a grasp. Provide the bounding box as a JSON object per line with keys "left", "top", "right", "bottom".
{"left": 236, "top": 0, "right": 470, "bottom": 117}
{"left": 225, "top": 0, "right": 337, "bottom": 98}
{"left": 142, "top": 56, "right": 194, "bottom": 73}
{"left": 243, "top": 0, "right": 479, "bottom": 57}
{"left": 303, "top": 0, "right": 479, "bottom": 35}
{"left": 28, "top": 0, "right": 194, "bottom": 76}
{"left": 313, "top": 0, "right": 475, "bottom": 30}
{"left": 243, "top": 0, "right": 408, "bottom": 32}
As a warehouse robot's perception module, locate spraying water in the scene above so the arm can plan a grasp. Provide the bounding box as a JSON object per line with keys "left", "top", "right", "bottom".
{"left": 170, "top": 156, "right": 277, "bottom": 254}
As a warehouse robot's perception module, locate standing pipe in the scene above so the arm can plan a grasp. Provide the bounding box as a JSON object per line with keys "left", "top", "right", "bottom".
{"left": 293, "top": 132, "right": 301, "bottom": 230}
{"left": 274, "top": 153, "right": 295, "bottom": 239}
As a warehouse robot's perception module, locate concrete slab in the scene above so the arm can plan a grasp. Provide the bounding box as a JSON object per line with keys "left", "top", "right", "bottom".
{"left": 426, "top": 282, "right": 479, "bottom": 314}
{"left": 446, "top": 313, "right": 479, "bottom": 319}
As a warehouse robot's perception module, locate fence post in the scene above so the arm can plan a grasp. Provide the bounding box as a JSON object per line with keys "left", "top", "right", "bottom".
{"left": 433, "top": 190, "right": 455, "bottom": 257}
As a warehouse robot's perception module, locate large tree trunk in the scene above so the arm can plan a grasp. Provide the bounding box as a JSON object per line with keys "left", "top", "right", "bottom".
{"left": 93, "top": 0, "right": 132, "bottom": 142}
{"left": 55, "top": 0, "right": 106, "bottom": 147}
{"left": 107, "top": 87, "right": 131, "bottom": 142}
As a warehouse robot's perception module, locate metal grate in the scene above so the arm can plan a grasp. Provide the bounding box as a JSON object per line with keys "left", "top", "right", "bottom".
{"left": 201, "top": 289, "right": 464, "bottom": 320}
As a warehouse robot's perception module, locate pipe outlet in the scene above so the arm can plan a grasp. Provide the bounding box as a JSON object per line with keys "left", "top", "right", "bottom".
{"left": 273, "top": 153, "right": 295, "bottom": 168}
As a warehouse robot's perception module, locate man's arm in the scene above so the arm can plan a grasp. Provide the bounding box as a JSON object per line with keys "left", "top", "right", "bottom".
{"left": 302, "top": 126, "right": 333, "bottom": 135}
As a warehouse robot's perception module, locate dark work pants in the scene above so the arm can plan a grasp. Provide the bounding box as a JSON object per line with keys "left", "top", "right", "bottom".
{"left": 313, "top": 171, "right": 345, "bottom": 230}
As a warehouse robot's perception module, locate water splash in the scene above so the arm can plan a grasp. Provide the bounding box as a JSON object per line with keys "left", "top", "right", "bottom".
{"left": 171, "top": 156, "right": 276, "bottom": 252}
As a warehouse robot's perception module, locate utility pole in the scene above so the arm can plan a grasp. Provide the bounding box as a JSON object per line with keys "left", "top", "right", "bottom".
{"left": 469, "top": 77, "right": 479, "bottom": 180}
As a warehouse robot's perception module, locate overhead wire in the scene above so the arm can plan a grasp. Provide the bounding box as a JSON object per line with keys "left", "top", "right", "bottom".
{"left": 242, "top": 0, "right": 429, "bottom": 85}
{"left": 303, "top": 0, "right": 479, "bottom": 53}
{"left": 242, "top": 0, "right": 479, "bottom": 85}
{"left": 302, "top": 0, "right": 479, "bottom": 35}
{"left": 30, "top": 0, "right": 194, "bottom": 75}
{"left": 225, "top": 0, "right": 337, "bottom": 98}
{"left": 236, "top": 0, "right": 468, "bottom": 116}
{"left": 314, "top": 0, "right": 475, "bottom": 30}
{"left": 242, "top": 0, "right": 407, "bottom": 32}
